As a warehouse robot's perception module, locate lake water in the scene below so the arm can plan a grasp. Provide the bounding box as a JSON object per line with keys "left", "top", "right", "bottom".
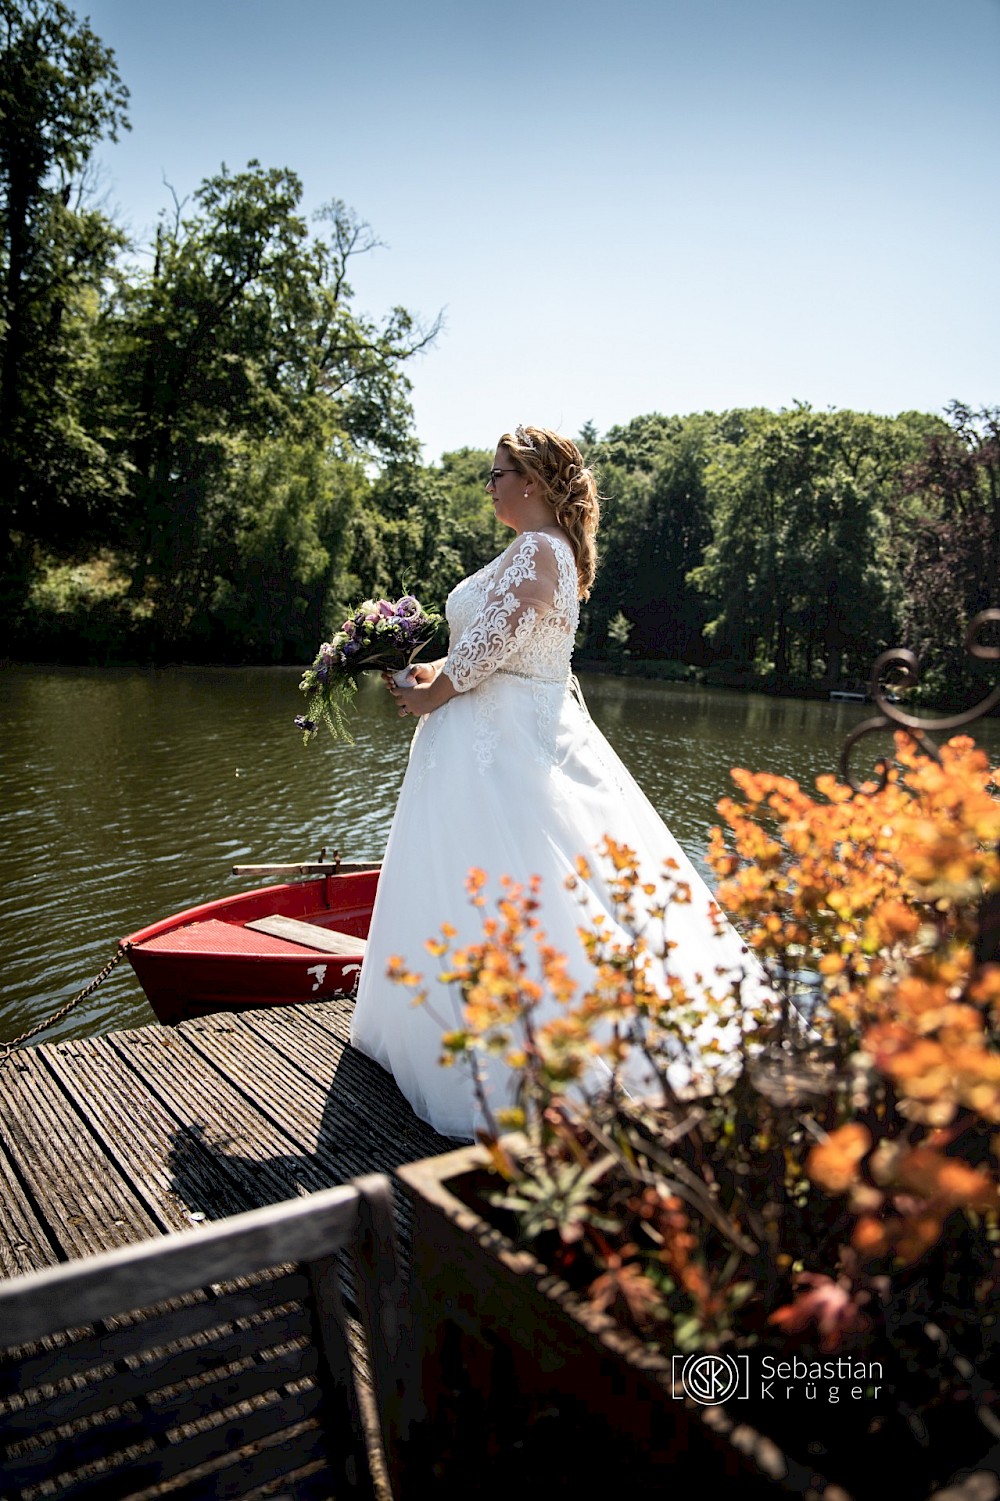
{"left": 2, "top": 665, "right": 996, "bottom": 1045}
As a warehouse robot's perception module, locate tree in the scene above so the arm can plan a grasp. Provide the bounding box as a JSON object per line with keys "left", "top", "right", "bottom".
{"left": 628, "top": 416, "right": 713, "bottom": 660}
{"left": 102, "top": 164, "right": 438, "bottom": 643}
{"left": 587, "top": 414, "right": 711, "bottom": 659}
{"left": 207, "top": 438, "right": 369, "bottom": 661}
{"left": 691, "top": 407, "right": 920, "bottom": 686}
{"left": 0, "top": 0, "right": 129, "bottom": 604}
{"left": 891, "top": 402, "right": 1000, "bottom": 701}
{"left": 346, "top": 447, "right": 502, "bottom": 615}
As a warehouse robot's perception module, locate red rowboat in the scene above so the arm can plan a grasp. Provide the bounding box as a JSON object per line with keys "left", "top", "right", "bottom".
{"left": 124, "top": 861, "right": 380, "bottom": 1026}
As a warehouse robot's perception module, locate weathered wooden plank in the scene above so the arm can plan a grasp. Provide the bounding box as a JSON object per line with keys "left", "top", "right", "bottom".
{"left": 0, "top": 1049, "right": 159, "bottom": 1260}
{"left": 148, "top": 1419, "right": 334, "bottom": 1501}
{"left": 169, "top": 1421, "right": 336, "bottom": 1501}
{"left": 245, "top": 913, "right": 368, "bottom": 955}
{"left": 173, "top": 1014, "right": 367, "bottom": 1182}
{"left": 182, "top": 1005, "right": 450, "bottom": 1182}
{"left": 241, "top": 999, "right": 436, "bottom": 1137}
{"left": 232, "top": 860, "right": 380, "bottom": 875}
{"left": 0, "top": 1180, "right": 359, "bottom": 1346}
{"left": 104, "top": 1019, "right": 335, "bottom": 1208}
{"left": 2, "top": 1356, "right": 325, "bottom": 1493}
{"left": 4, "top": 1420, "right": 335, "bottom": 1501}
{"left": 352, "top": 1174, "right": 408, "bottom": 1487}
{"left": 39, "top": 1034, "right": 252, "bottom": 1233}
{"left": 0, "top": 1269, "right": 310, "bottom": 1406}
{"left": 268, "top": 1008, "right": 450, "bottom": 1158}
{"left": 0, "top": 1180, "right": 389, "bottom": 1501}
{"left": 0, "top": 998, "right": 452, "bottom": 1295}
{"left": 292, "top": 994, "right": 447, "bottom": 1143}
{"left": 297, "top": 994, "right": 355, "bottom": 1043}
{"left": 0, "top": 1131, "right": 58, "bottom": 1277}
{"left": 159, "top": 1426, "right": 336, "bottom": 1501}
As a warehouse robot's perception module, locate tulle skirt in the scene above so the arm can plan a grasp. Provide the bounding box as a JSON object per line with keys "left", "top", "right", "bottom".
{"left": 350, "top": 674, "right": 766, "bottom": 1138}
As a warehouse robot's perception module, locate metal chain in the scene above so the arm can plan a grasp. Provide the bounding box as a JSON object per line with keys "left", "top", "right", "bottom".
{"left": 0, "top": 942, "right": 131, "bottom": 1064}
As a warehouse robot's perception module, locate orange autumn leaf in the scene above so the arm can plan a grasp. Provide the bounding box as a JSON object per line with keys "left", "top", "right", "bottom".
{"left": 769, "top": 1273, "right": 871, "bottom": 1352}
{"left": 807, "top": 1123, "right": 872, "bottom": 1194}
{"left": 587, "top": 1259, "right": 663, "bottom": 1328}
{"left": 894, "top": 1213, "right": 945, "bottom": 1265}
{"left": 852, "top": 1215, "right": 890, "bottom": 1258}
{"left": 852, "top": 1210, "right": 945, "bottom": 1267}
{"left": 894, "top": 1147, "right": 998, "bottom": 1211}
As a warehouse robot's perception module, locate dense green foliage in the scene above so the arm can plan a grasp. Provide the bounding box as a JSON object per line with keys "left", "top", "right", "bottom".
{"left": 0, "top": 0, "right": 129, "bottom": 611}
{"left": 3, "top": 2, "right": 996, "bottom": 704}
{"left": 580, "top": 402, "right": 999, "bottom": 703}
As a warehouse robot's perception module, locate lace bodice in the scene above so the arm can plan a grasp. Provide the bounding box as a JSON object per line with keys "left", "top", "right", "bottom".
{"left": 443, "top": 531, "right": 579, "bottom": 693}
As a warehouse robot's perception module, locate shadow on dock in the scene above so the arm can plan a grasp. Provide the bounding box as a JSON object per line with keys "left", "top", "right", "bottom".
{"left": 0, "top": 998, "right": 458, "bottom": 1275}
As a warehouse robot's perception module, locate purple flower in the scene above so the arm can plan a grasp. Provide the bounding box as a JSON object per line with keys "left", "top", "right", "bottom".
{"left": 395, "top": 595, "right": 421, "bottom": 619}
{"left": 294, "top": 715, "right": 316, "bottom": 732}
{"left": 377, "top": 599, "right": 394, "bottom": 618}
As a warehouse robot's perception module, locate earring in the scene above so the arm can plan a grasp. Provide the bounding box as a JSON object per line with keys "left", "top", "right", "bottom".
{"left": 523, "top": 489, "right": 529, "bottom": 498}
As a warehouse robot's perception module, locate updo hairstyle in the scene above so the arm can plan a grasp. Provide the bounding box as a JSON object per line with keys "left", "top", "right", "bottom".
{"left": 499, "top": 424, "right": 600, "bottom": 599}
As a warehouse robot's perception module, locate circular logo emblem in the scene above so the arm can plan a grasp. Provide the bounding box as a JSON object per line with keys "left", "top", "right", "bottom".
{"left": 680, "top": 1354, "right": 741, "bottom": 1405}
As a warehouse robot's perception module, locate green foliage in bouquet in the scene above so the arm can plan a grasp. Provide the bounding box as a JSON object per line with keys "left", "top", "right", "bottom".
{"left": 296, "top": 594, "right": 441, "bottom": 745}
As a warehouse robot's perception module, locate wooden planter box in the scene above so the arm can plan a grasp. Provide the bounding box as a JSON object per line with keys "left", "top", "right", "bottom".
{"left": 395, "top": 1145, "right": 999, "bottom": 1500}
{"left": 397, "top": 1146, "right": 796, "bottom": 1496}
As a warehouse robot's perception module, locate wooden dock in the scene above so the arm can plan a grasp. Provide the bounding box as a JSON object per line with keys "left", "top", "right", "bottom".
{"left": 0, "top": 998, "right": 456, "bottom": 1279}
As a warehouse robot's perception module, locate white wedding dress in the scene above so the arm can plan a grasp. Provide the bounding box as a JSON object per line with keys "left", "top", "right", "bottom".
{"left": 350, "top": 529, "right": 766, "bottom": 1138}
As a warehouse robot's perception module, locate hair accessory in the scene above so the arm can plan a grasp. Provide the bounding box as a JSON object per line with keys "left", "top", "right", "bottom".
{"left": 514, "top": 423, "right": 536, "bottom": 451}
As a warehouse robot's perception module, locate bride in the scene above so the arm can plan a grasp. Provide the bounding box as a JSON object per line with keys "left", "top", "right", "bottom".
{"left": 350, "top": 424, "right": 764, "bottom": 1139}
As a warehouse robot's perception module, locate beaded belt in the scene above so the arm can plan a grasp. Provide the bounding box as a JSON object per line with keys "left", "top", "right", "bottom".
{"left": 491, "top": 667, "right": 591, "bottom": 719}
{"left": 494, "top": 667, "right": 568, "bottom": 685}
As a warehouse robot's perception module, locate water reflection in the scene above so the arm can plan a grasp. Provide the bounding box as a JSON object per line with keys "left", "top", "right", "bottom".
{"left": 1, "top": 665, "right": 996, "bottom": 1044}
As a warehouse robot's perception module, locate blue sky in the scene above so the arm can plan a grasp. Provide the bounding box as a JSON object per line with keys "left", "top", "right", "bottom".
{"left": 80, "top": 0, "right": 999, "bottom": 461}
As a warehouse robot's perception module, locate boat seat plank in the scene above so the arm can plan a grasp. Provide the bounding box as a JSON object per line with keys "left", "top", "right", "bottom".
{"left": 245, "top": 914, "right": 368, "bottom": 955}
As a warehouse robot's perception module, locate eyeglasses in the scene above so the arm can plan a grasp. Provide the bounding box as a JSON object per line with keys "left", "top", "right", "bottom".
{"left": 487, "top": 468, "right": 519, "bottom": 486}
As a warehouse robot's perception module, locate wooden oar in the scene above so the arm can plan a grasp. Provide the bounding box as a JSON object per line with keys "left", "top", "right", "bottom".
{"left": 232, "top": 861, "right": 381, "bottom": 876}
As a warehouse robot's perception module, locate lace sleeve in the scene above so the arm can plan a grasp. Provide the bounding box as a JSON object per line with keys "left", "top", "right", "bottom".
{"left": 443, "top": 533, "right": 562, "bottom": 693}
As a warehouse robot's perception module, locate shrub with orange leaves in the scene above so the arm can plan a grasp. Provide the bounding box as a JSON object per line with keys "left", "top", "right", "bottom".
{"left": 391, "top": 733, "right": 1000, "bottom": 1383}
{"left": 710, "top": 732, "right": 1000, "bottom": 1274}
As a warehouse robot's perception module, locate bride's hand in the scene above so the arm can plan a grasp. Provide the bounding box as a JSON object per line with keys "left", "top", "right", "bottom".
{"left": 379, "top": 660, "right": 438, "bottom": 694}
{"left": 388, "top": 681, "right": 433, "bottom": 718}
{"left": 383, "top": 664, "right": 457, "bottom": 719}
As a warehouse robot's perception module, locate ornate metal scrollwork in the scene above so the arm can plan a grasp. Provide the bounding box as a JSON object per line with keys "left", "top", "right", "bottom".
{"left": 839, "top": 609, "right": 1000, "bottom": 793}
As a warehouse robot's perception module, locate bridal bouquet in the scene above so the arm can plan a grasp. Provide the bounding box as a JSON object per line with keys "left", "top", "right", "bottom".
{"left": 295, "top": 594, "right": 442, "bottom": 745}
